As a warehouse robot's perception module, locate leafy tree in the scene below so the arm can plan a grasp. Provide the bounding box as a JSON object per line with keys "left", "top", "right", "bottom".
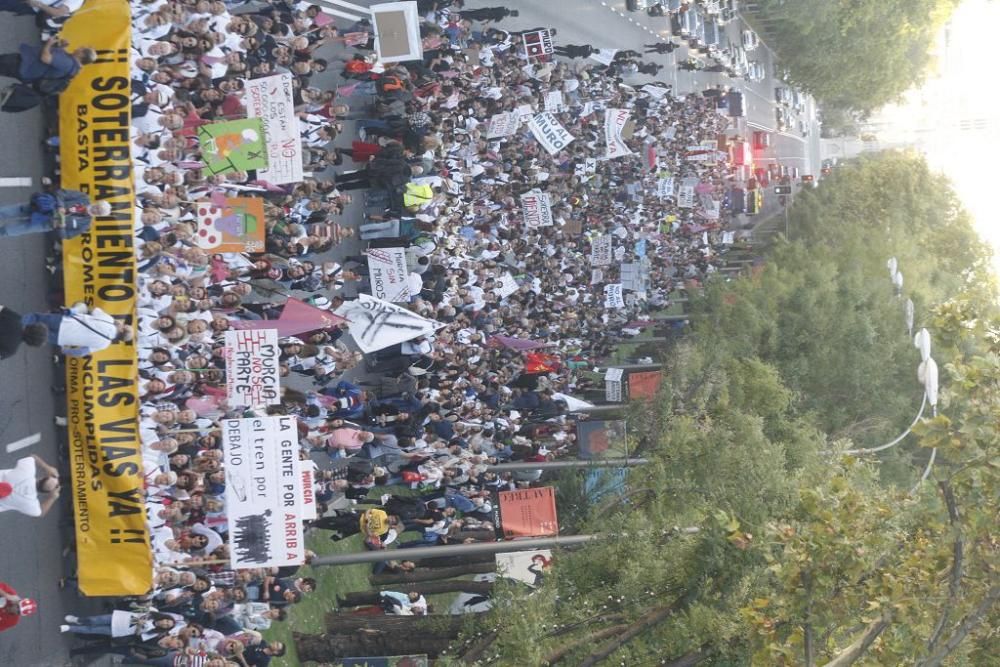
{"left": 751, "top": 0, "right": 959, "bottom": 113}
{"left": 439, "top": 153, "right": 997, "bottom": 666}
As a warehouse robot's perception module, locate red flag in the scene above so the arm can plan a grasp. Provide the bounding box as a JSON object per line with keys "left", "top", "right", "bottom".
{"left": 230, "top": 298, "right": 347, "bottom": 337}
{"left": 525, "top": 352, "right": 561, "bottom": 374}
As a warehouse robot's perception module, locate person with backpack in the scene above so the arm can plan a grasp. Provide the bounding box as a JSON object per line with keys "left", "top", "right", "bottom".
{"left": 19, "top": 302, "right": 133, "bottom": 357}
{"left": 0, "top": 188, "right": 110, "bottom": 239}
{"left": 0, "top": 34, "right": 96, "bottom": 112}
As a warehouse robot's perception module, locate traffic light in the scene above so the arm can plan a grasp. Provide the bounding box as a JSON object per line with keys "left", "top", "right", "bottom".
{"left": 774, "top": 185, "right": 792, "bottom": 195}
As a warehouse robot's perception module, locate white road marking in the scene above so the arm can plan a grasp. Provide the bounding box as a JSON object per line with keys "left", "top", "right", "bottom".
{"left": 6, "top": 432, "right": 41, "bottom": 453}
{"left": 0, "top": 177, "right": 32, "bottom": 188}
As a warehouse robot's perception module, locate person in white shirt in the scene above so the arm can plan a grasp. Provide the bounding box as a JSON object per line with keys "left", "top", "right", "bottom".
{"left": 0, "top": 455, "right": 61, "bottom": 517}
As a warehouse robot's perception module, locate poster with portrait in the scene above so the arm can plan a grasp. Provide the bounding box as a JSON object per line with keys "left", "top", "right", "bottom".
{"left": 495, "top": 549, "right": 554, "bottom": 588}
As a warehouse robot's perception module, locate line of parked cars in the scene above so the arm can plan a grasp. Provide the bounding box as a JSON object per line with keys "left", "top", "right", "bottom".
{"left": 774, "top": 86, "right": 809, "bottom": 136}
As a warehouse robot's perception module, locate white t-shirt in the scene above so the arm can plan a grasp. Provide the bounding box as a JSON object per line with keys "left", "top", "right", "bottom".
{"left": 0, "top": 457, "right": 41, "bottom": 517}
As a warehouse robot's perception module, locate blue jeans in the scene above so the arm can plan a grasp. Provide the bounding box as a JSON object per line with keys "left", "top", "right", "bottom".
{"left": 67, "top": 613, "right": 114, "bottom": 635}
{"left": 0, "top": 203, "right": 51, "bottom": 237}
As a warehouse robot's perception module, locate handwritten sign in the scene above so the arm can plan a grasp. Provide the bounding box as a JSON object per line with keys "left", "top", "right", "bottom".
{"left": 590, "top": 235, "right": 613, "bottom": 266}
{"left": 224, "top": 329, "right": 280, "bottom": 407}
{"left": 520, "top": 191, "right": 554, "bottom": 228}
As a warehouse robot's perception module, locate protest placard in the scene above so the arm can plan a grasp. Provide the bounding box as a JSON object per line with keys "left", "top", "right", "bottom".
{"left": 590, "top": 235, "right": 613, "bottom": 266}
{"left": 589, "top": 48, "right": 618, "bottom": 66}
{"left": 528, "top": 112, "right": 575, "bottom": 154}
{"left": 365, "top": 246, "right": 410, "bottom": 302}
{"left": 605, "top": 367, "right": 624, "bottom": 402}
{"left": 224, "top": 416, "right": 304, "bottom": 568}
{"left": 604, "top": 108, "right": 632, "bottom": 159}
{"left": 245, "top": 73, "right": 303, "bottom": 185}
{"left": 498, "top": 487, "right": 559, "bottom": 537}
{"left": 656, "top": 177, "right": 675, "bottom": 199}
{"left": 522, "top": 29, "right": 554, "bottom": 59}
{"left": 520, "top": 191, "right": 554, "bottom": 227}
{"left": 485, "top": 112, "right": 519, "bottom": 139}
{"left": 677, "top": 185, "right": 696, "bottom": 208}
{"left": 544, "top": 90, "right": 564, "bottom": 113}
{"left": 494, "top": 272, "right": 520, "bottom": 300}
{"left": 197, "top": 118, "right": 267, "bottom": 175}
{"left": 193, "top": 197, "right": 266, "bottom": 252}
{"left": 335, "top": 294, "right": 445, "bottom": 354}
{"left": 604, "top": 283, "right": 626, "bottom": 309}
{"left": 300, "top": 460, "right": 317, "bottom": 521}
{"left": 224, "top": 329, "right": 280, "bottom": 407}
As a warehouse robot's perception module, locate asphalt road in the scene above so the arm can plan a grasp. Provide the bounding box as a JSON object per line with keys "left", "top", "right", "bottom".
{"left": 0, "top": 11, "right": 90, "bottom": 667}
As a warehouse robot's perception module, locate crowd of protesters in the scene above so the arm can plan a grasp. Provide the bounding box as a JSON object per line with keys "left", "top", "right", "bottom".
{"left": 0, "top": 0, "right": 749, "bottom": 663}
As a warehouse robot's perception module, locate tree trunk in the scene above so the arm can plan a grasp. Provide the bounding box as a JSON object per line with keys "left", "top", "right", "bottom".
{"left": 339, "top": 580, "right": 495, "bottom": 607}
{"left": 294, "top": 628, "right": 454, "bottom": 663}
{"left": 915, "top": 585, "right": 1000, "bottom": 667}
{"left": 369, "top": 561, "right": 495, "bottom": 585}
{"left": 578, "top": 603, "right": 680, "bottom": 667}
{"left": 417, "top": 552, "right": 496, "bottom": 568}
{"left": 543, "top": 624, "right": 630, "bottom": 665}
{"left": 663, "top": 649, "right": 710, "bottom": 667}
{"left": 821, "top": 612, "right": 893, "bottom": 667}
{"left": 325, "top": 611, "right": 469, "bottom": 635}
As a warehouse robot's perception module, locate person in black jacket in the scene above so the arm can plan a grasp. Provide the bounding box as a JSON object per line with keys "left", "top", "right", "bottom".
{"left": 0, "top": 305, "right": 48, "bottom": 359}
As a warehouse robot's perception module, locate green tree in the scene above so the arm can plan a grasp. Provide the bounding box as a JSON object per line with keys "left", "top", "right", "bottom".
{"left": 751, "top": 0, "right": 959, "bottom": 113}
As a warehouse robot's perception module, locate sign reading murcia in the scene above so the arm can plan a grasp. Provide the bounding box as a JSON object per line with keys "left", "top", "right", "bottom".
{"left": 224, "top": 329, "right": 281, "bottom": 407}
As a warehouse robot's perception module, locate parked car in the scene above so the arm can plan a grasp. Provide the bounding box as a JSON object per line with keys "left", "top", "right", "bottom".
{"left": 752, "top": 130, "right": 771, "bottom": 149}
{"left": 742, "top": 29, "right": 759, "bottom": 51}
{"left": 790, "top": 166, "right": 800, "bottom": 180}
{"left": 746, "top": 188, "right": 763, "bottom": 215}
{"left": 702, "top": 19, "right": 721, "bottom": 55}
{"left": 746, "top": 61, "right": 765, "bottom": 83}
{"left": 774, "top": 86, "right": 791, "bottom": 105}
{"left": 798, "top": 118, "right": 809, "bottom": 136}
{"left": 768, "top": 163, "right": 782, "bottom": 179}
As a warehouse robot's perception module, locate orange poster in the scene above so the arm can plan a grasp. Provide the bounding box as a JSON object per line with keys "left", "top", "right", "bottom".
{"left": 498, "top": 487, "right": 559, "bottom": 538}
{"left": 628, "top": 370, "right": 663, "bottom": 399}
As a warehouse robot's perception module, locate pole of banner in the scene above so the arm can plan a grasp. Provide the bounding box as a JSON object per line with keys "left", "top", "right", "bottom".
{"left": 163, "top": 558, "right": 231, "bottom": 568}
{"left": 486, "top": 458, "right": 648, "bottom": 472}
{"left": 311, "top": 535, "right": 602, "bottom": 567}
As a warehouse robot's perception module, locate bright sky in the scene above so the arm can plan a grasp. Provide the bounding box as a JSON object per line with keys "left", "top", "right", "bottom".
{"left": 877, "top": 0, "right": 1000, "bottom": 270}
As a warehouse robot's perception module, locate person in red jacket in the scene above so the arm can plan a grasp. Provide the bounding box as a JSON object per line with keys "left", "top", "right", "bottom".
{"left": 0, "top": 582, "right": 37, "bottom": 632}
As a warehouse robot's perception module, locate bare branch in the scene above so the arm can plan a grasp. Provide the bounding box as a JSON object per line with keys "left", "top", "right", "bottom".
{"left": 821, "top": 612, "right": 893, "bottom": 667}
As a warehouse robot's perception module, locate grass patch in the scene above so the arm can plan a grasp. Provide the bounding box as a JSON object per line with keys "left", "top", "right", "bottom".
{"left": 262, "top": 530, "right": 370, "bottom": 667}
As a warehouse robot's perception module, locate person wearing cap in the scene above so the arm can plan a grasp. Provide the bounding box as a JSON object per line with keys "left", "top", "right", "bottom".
{"left": 0, "top": 454, "right": 61, "bottom": 517}
{"left": 21, "top": 301, "right": 133, "bottom": 357}
{"left": 0, "top": 187, "right": 111, "bottom": 239}
{"left": 0, "top": 581, "right": 37, "bottom": 632}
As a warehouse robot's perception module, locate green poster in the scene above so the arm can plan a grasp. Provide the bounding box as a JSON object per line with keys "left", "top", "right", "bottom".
{"left": 197, "top": 118, "right": 268, "bottom": 175}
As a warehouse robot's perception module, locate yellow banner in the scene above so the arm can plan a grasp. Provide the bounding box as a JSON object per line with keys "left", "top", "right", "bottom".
{"left": 60, "top": 0, "right": 151, "bottom": 596}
